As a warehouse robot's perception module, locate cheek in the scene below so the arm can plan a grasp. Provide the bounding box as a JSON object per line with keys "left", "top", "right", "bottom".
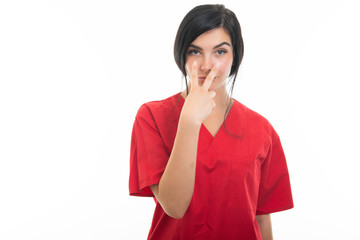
{"left": 217, "top": 58, "right": 233, "bottom": 78}
{"left": 185, "top": 58, "right": 192, "bottom": 66}
{"left": 185, "top": 58, "right": 198, "bottom": 73}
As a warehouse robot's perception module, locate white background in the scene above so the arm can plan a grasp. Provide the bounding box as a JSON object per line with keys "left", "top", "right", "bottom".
{"left": 1, "top": 0, "right": 359, "bottom": 239}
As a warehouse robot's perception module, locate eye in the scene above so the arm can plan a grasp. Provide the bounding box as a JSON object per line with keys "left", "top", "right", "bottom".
{"left": 187, "top": 49, "right": 200, "bottom": 55}
{"left": 216, "top": 49, "right": 227, "bottom": 55}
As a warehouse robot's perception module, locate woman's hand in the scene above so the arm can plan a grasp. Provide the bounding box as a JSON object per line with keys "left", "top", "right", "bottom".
{"left": 149, "top": 61, "right": 218, "bottom": 219}
{"left": 180, "top": 61, "right": 218, "bottom": 126}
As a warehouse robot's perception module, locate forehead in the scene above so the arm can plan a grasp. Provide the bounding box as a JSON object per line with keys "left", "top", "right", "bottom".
{"left": 191, "top": 27, "right": 232, "bottom": 47}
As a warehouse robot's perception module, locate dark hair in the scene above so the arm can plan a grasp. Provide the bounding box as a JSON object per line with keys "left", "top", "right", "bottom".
{"left": 174, "top": 4, "right": 244, "bottom": 96}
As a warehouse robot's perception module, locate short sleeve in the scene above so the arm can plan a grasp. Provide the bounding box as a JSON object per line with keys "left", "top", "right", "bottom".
{"left": 256, "top": 126, "right": 294, "bottom": 215}
{"left": 129, "top": 104, "right": 169, "bottom": 197}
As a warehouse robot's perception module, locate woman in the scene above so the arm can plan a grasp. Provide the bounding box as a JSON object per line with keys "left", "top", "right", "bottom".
{"left": 129, "top": 4, "right": 293, "bottom": 240}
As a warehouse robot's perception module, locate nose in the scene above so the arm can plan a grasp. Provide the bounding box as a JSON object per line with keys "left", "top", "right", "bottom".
{"left": 200, "top": 55, "right": 213, "bottom": 73}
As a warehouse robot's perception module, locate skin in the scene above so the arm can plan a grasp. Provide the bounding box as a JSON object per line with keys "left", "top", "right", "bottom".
{"left": 150, "top": 27, "right": 272, "bottom": 239}
{"left": 256, "top": 214, "right": 273, "bottom": 240}
{"left": 182, "top": 28, "right": 234, "bottom": 137}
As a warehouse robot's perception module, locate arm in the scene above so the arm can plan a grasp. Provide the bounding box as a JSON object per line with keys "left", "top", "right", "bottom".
{"left": 150, "top": 62, "right": 217, "bottom": 219}
{"left": 150, "top": 117, "right": 200, "bottom": 219}
{"left": 256, "top": 214, "right": 273, "bottom": 240}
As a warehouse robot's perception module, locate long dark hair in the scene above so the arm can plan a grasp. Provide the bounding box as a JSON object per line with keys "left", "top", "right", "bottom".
{"left": 173, "top": 4, "right": 244, "bottom": 136}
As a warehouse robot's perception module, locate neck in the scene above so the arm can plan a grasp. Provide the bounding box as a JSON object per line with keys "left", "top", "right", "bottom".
{"left": 213, "top": 85, "right": 231, "bottom": 108}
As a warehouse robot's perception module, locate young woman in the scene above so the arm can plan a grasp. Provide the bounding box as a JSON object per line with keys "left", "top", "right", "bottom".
{"left": 129, "top": 4, "right": 293, "bottom": 240}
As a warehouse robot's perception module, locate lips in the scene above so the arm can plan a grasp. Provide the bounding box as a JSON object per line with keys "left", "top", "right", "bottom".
{"left": 198, "top": 76, "right": 216, "bottom": 81}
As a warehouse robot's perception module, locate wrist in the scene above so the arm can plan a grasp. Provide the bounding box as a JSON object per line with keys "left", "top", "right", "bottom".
{"left": 178, "top": 114, "right": 202, "bottom": 130}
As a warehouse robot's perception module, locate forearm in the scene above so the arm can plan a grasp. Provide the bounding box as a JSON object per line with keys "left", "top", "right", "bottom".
{"left": 256, "top": 214, "right": 273, "bottom": 240}
{"left": 150, "top": 117, "right": 200, "bottom": 219}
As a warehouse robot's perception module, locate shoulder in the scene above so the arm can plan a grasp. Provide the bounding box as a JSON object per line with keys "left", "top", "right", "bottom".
{"left": 232, "top": 99, "right": 271, "bottom": 126}
{"left": 135, "top": 93, "right": 182, "bottom": 121}
{"left": 232, "top": 99, "right": 276, "bottom": 135}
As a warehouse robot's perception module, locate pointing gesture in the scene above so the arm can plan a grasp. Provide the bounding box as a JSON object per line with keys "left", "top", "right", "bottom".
{"left": 181, "top": 61, "right": 219, "bottom": 126}
{"left": 202, "top": 65, "right": 218, "bottom": 91}
{"left": 187, "top": 61, "right": 218, "bottom": 90}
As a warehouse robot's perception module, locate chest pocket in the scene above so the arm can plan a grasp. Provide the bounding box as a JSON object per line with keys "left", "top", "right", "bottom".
{"left": 227, "top": 156, "right": 260, "bottom": 211}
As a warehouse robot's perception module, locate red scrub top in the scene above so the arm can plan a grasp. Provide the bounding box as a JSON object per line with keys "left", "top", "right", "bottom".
{"left": 129, "top": 93, "right": 293, "bottom": 240}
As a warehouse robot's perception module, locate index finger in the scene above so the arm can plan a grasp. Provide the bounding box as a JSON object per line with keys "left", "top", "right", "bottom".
{"left": 202, "top": 63, "right": 219, "bottom": 90}
{"left": 186, "top": 61, "right": 199, "bottom": 88}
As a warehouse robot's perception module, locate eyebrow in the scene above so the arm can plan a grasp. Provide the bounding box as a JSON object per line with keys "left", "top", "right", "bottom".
{"left": 189, "top": 41, "right": 232, "bottom": 50}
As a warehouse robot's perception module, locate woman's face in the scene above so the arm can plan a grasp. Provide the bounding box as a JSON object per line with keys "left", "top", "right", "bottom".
{"left": 185, "top": 27, "right": 233, "bottom": 91}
